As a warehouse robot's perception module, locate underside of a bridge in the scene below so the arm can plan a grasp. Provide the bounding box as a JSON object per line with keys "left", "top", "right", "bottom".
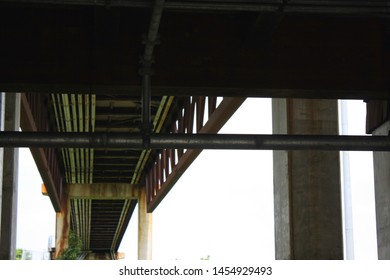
{"left": 1, "top": 0, "right": 390, "bottom": 260}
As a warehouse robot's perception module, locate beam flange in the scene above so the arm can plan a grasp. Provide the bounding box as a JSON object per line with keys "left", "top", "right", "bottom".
{"left": 20, "top": 93, "right": 62, "bottom": 212}
{"left": 1, "top": 86, "right": 389, "bottom": 100}
{"left": 3, "top": 1, "right": 390, "bottom": 16}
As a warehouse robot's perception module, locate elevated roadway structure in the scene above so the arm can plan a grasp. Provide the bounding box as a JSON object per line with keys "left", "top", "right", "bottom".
{"left": 1, "top": 0, "right": 390, "bottom": 260}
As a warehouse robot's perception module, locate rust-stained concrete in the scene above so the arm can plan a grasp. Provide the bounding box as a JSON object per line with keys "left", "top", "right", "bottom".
{"left": 55, "top": 186, "right": 70, "bottom": 259}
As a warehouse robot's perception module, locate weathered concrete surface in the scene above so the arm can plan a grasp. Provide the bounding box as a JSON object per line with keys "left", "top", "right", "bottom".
{"left": 67, "top": 183, "right": 139, "bottom": 199}
{"left": 0, "top": 93, "right": 20, "bottom": 260}
{"left": 138, "top": 186, "right": 152, "bottom": 260}
{"left": 372, "top": 121, "right": 390, "bottom": 259}
{"left": 272, "top": 99, "right": 343, "bottom": 259}
{"left": 273, "top": 98, "right": 292, "bottom": 259}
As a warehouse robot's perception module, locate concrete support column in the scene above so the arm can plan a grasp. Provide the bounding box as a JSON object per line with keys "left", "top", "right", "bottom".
{"left": 55, "top": 186, "right": 70, "bottom": 259}
{"left": 372, "top": 121, "right": 390, "bottom": 259}
{"left": 138, "top": 186, "right": 152, "bottom": 260}
{"left": 272, "top": 99, "right": 343, "bottom": 259}
{"left": 0, "top": 93, "right": 21, "bottom": 260}
{"left": 0, "top": 93, "right": 5, "bottom": 236}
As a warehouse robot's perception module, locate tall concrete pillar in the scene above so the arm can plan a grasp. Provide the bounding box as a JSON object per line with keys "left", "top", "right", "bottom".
{"left": 0, "top": 93, "right": 5, "bottom": 237}
{"left": 272, "top": 99, "right": 343, "bottom": 259}
{"left": 372, "top": 121, "right": 390, "bottom": 259}
{"left": 138, "top": 186, "right": 152, "bottom": 260}
{"left": 0, "top": 93, "right": 21, "bottom": 260}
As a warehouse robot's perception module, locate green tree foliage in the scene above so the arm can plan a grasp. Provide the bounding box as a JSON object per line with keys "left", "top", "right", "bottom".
{"left": 15, "top": 249, "right": 23, "bottom": 260}
{"left": 57, "top": 231, "right": 82, "bottom": 260}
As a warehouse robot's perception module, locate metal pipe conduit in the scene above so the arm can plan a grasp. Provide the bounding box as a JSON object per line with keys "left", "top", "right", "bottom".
{"left": 141, "top": 0, "right": 165, "bottom": 148}
{"left": 143, "top": 0, "right": 165, "bottom": 64}
{"left": 0, "top": 132, "right": 390, "bottom": 151}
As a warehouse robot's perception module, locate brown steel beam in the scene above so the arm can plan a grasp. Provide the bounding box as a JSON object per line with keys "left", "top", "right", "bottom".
{"left": 146, "top": 96, "right": 245, "bottom": 212}
{"left": 20, "top": 93, "right": 62, "bottom": 212}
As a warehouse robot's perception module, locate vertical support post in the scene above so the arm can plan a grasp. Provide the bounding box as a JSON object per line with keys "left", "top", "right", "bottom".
{"left": 339, "top": 100, "right": 355, "bottom": 259}
{"left": 138, "top": 185, "right": 152, "bottom": 260}
{"left": 141, "top": 73, "right": 152, "bottom": 149}
{"left": 272, "top": 98, "right": 292, "bottom": 259}
{"left": 272, "top": 99, "right": 343, "bottom": 259}
{"left": 372, "top": 121, "right": 390, "bottom": 259}
{"left": 0, "top": 92, "right": 21, "bottom": 260}
{"left": 55, "top": 185, "right": 70, "bottom": 259}
{"left": 0, "top": 92, "right": 5, "bottom": 237}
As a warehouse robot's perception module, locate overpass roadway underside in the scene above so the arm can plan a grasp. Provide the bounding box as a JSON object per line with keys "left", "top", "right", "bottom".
{"left": 1, "top": 0, "right": 390, "bottom": 260}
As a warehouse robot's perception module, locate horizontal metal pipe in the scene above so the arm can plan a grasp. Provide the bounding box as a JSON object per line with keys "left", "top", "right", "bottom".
{"left": 0, "top": 132, "right": 390, "bottom": 151}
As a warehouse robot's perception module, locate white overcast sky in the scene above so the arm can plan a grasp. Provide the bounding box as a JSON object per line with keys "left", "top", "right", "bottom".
{"left": 16, "top": 98, "right": 378, "bottom": 260}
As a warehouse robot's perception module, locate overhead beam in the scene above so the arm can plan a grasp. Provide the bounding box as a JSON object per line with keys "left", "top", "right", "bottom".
{"left": 0, "top": 87, "right": 388, "bottom": 100}
{"left": 67, "top": 183, "right": 139, "bottom": 199}
{"left": 3, "top": 1, "right": 390, "bottom": 16}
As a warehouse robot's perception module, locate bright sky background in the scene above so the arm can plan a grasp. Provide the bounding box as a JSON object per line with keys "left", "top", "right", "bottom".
{"left": 16, "top": 98, "right": 378, "bottom": 260}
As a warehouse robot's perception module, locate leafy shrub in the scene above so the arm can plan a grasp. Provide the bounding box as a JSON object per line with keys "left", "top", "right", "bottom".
{"left": 57, "top": 231, "right": 82, "bottom": 260}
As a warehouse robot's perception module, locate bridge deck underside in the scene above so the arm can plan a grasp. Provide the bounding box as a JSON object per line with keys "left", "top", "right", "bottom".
{"left": 2, "top": 0, "right": 390, "bottom": 255}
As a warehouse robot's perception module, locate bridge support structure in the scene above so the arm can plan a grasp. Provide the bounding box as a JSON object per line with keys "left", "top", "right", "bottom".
{"left": 372, "top": 121, "right": 390, "bottom": 259}
{"left": 53, "top": 183, "right": 154, "bottom": 260}
{"left": 0, "top": 93, "right": 20, "bottom": 260}
{"left": 55, "top": 185, "right": 70, "bottom": 259}
{"left": 272, "top": 98, "right": 343, "bottom": 259}
{"left": 138, "top": 185, "right": 152, "bottom": 260}
{"left": 54, "top": 183, "right": 139, "bottom": 259}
